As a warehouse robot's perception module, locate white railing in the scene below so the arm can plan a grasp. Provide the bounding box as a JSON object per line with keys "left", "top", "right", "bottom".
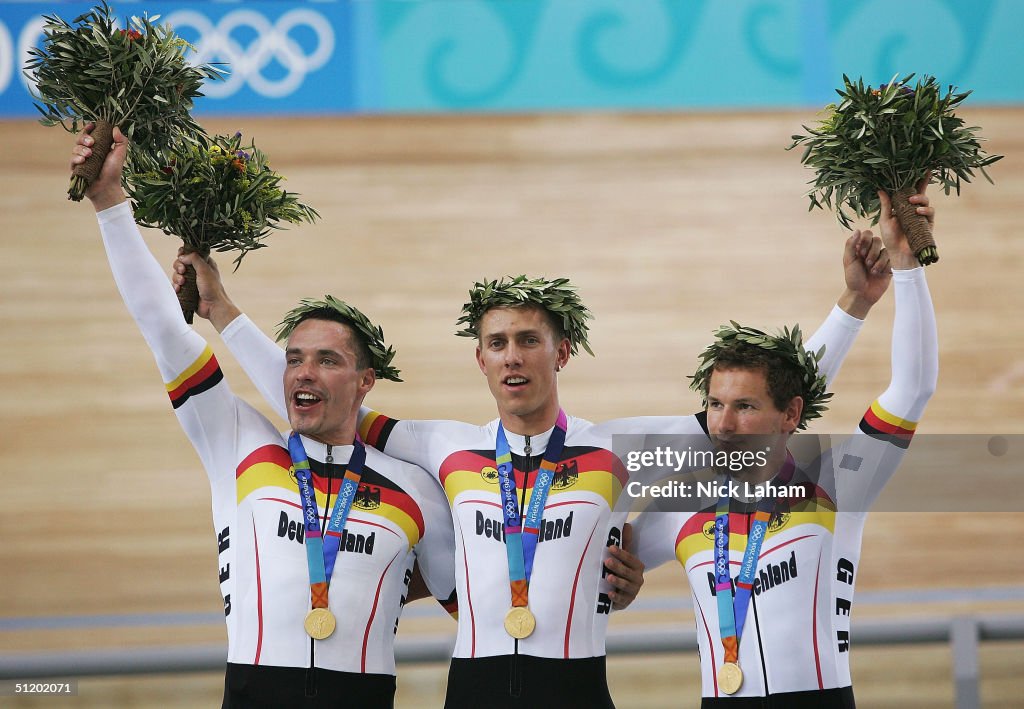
{"left": 2, "top": 614, "right": 1022, "bottom": 708}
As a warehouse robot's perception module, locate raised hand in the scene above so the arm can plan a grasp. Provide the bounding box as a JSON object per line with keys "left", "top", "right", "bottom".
{"left": 70, "top": 122, "right": 127, "bottom": 211}
{"left": 878, "top": 178, "right": 935, "bottom": 270}
{"left": 173, "top": 249, "right": 242, "bottom": 331}
{"left": 837, "top": 228, "right": 891, "bottom": 319}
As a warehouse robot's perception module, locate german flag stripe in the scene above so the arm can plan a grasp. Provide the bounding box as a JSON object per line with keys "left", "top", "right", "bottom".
{"left": 166, "top": 347, "right": 222, "bottom": 409}
{"left": 573, "top": 449, "right": 630, "bottom": 489}
{"left": 439, "top": 448, "right": 629, "bottom": 489}
{"left": 539, "top": 471, "right": 621, "bottom": 507}
{"left": 864, "top": 400, "right": 917, "bottom": 434}
{"left": 302, "top": 466, "right": 409, "bottom": 498}
{"left": 166, "top": 346, "right": 217, "bottom": 394}
{"left": 237, "top": 474, "right": 425, "bottom": 546}
{"left": 352, "top": 501, "right": 423, "bottom": 548}
{"left": 236, "top": 445, "right": 292, "bottom": 479}
{"left": 372, "top": 488, "right": 425, "bottom": 542}
{"left": 860, "top": 400, "right": 916, "bottom": 449}
{"left": 237, "top": 466, "right": 292, "bottom": 503}
{"left": 678, "top": 512, "right": 715, "bottom": 546}
{"left": 442, "top": 468, "right": 623, "bottom": 508}
{"left": 439, "top": 451, "right": 496, "bottom": 489}
{"left": 359, "top": 410, "right": 398, "bottom": 450}
{"left": 858, "top": 420, "right": 912, "bottom": 448}
{"left": 234, "top": 449, "right": 424, "bottom": 537}
{"left": 236, "top": 445, "right": 295, "bottom": 504}
{"left": 859, "top": 424, "right": 912, "bottom": 449}
{"left": 675, "top": 510, "right": 837, "bottom": 560}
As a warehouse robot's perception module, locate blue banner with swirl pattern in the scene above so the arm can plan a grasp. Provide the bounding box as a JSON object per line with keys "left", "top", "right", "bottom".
{"left": 2, "top": 0, "right": 1021, "bottom": 117}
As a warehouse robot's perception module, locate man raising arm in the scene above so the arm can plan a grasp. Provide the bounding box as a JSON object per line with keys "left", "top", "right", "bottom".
{"left": 72, "top": 125, "right": 456, "bottom": 708}
{"left": 631, "top": 185, "right": 937, "bottom": 707}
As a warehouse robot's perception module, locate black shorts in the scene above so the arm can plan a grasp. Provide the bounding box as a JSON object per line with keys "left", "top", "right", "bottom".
{"left": 222, "top": 662, "right": 396, "bottom": 708}
{"left": 444, "top": 654, "right": 615, "bottom": 708}
{"left": 701, "top": 685, "right": 855, "bottom": 709}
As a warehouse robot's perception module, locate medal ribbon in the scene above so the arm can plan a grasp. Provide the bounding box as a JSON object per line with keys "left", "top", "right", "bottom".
{"left": 496, "top": 409, "right": 568, "bottom": 609}
{"left": 713, "top": 455, "right": 795, "bottom": 664}
{"left": 288, "top": 432, "right": 366, "bottom": 610}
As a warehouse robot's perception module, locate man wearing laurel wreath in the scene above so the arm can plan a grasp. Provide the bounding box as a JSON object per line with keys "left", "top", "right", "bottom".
{"left": 183, "top": 221, "right": 892, "bottom": 706}
{"left": 72, "top": 126, "right": 458, "bottom": 708}
{"left": 632, "top": 185, "right": 937, "bottom": 707}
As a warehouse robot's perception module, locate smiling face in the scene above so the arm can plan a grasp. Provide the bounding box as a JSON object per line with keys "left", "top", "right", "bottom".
{"left": 706, "top": 365, "right": 801, "bottom": 482}
{"left": 475, "top": 305, "right": 570, "bottom": 435}
{"left": 283, "top": 318, "right": 375, "bottom": 445}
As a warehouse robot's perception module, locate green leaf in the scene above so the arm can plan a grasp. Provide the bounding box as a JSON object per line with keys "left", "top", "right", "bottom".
{"left": 30, "top": 2, "right": 223, "bottom": 158}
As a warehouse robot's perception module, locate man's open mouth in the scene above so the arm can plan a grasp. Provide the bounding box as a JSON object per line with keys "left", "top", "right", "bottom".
{"left": 293, "top": 391, "right": 322, "bottom": 409}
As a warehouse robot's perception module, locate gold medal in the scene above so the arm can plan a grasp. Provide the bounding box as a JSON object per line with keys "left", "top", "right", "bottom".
{"left": 304, "top": 607, "right": 336, "bottom": 640}
{"left": 717, "top": 662, "right": 743, "bottom": 695}
{"left": 503, "top": 606, "right": 536, "bottom": 639}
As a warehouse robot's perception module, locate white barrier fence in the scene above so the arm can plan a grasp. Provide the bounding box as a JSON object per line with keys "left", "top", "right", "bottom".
{"left": 2, "top": 614, "right": 1022, "bottom": 708}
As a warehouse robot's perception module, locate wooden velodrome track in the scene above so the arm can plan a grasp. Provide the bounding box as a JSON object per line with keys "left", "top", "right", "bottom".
{"left": 2, "top": 110, "right": 1022, "bottom": 707}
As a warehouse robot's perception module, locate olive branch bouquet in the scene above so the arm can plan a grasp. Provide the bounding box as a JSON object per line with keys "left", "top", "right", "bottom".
{"left": 26, "top": 2, "right": 224, "bottom": 201}
{"left": 788, "top": 74, "right": 1003, "bottom": 265}
{"left": 127, "top": 132, "right": 320, "bottom": 323}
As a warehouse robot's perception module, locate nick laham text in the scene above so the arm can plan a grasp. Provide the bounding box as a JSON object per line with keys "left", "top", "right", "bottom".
{"left": 626, "top": 479, "right": 806, "bottom": 500}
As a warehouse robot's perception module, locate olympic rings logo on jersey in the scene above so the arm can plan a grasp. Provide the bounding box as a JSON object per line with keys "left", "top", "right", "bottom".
{"left": 165, "top": 8, "right": 335, "bottom": 99}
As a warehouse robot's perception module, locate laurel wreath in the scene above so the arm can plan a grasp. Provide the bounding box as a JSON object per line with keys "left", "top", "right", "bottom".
{"left": 689, "top": 322, "right": 831, "bottom": 430}
{"left": 455, "top": 275, "right": 594, "bottom": 357}
{"left": 276, "top": 295, "right": 402, "bottom": 382}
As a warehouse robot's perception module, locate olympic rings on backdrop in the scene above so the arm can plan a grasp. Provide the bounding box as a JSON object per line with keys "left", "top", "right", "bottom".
{"left": 15, "top": 16, "right": 49, "bottom": 97}
{"left": 165, "top": 8, "right": 334, "bottom": 99}
{"left": 0, "top": 21, "right": 13, "bottom": 95}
